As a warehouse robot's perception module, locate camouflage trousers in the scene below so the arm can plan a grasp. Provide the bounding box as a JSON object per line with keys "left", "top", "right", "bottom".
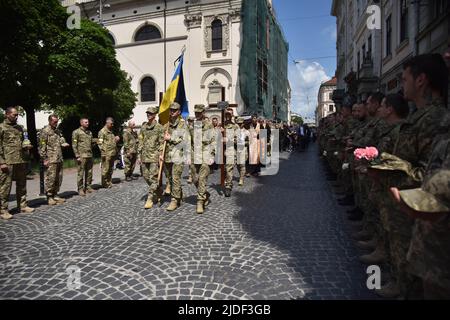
{"left": 0, "top": 163, "right": 28, "bottom": 211}
{"left": 192, "top": 164, "right": 210, "bottom": 201}
{"left": 142, "top": 162, "right": 160, "bottom": 200}
{"left": 386, "top": 205, "right": 419, "bottom": 298}
{"left": 45, "top": 162, "right": 63, "bottom": 197}
{"left": 77, "top": 157, "right": 93, "bottom": 191}
{"left": 101, "top": 156, "right": 115, "bottom": 187}
{"left": 164, "top": 162, "right": 184, "bottom": 200}
{"left": 124, "top": 153, "right": 137, "bottom": 178}
{"left": 360, "top": 176, "right": 380, "bottom": 235}
{"left": 225, "top": 163, "right": 245, "bottom": 190}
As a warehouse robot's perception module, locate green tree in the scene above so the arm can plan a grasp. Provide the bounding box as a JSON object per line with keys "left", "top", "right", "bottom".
{"left": 0, "top": 0, "right": 136, "bottom": 159}
{"left": 291, "top": 115, "right": 304, "bottom": 125}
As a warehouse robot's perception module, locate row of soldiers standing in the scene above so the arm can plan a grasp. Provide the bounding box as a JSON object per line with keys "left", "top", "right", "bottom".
{"left": 0, "top": 101, "right": 253, "bottom": 219}
{"left": 318, "top": 52, "right": 450, "bottom": 299}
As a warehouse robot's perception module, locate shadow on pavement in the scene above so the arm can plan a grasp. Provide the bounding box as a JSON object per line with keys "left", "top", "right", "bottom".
{"left": 232, "top": 143, "right": 377, "bottom": 300}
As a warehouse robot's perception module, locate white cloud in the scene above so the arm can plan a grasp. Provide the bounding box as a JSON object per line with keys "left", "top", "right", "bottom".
{"left": 288, "top": 61, "right": 331, "bottom": 119}
{"left": 322, "top": 25, "right": 337, "bottom": 42}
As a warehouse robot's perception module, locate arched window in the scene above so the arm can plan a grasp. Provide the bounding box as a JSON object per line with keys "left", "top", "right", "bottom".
{"left": 107, "top": 33, "right": 115, "bottom": 45}
{"left": 134, "top": 25, "right": 161, "bottom": 42}
{"left": 211, "top": 19, "right": 223, "bottom": 51}
{"left": 141, "top": 77, "right": 155, "bottom": 102}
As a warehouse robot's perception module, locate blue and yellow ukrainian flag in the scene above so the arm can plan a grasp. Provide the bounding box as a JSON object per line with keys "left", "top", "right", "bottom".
{"left": 159, "top": 54, "right": 189, "bottom": 125}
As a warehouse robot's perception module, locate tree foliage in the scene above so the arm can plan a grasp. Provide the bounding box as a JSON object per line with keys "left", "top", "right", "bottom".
{"left": 0, "top": 0, "right": 136, "bottom": 159}
{"left": 291, "top": 115, "right": 304, "bottom": 125}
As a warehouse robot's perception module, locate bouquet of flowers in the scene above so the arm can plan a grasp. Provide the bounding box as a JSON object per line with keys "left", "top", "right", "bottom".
{"left": 353, "top": 147, "right": 380, "bottom": 174}
{"left": 354, "top": 147, "right": 379, "bottom": 161}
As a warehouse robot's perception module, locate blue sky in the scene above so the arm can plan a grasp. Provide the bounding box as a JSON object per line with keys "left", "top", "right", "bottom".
{"left": 273, "top": 0, "right": 336, "bottom": 120}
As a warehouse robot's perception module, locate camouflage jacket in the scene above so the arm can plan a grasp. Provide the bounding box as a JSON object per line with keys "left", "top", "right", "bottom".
{"left": 123, "top": 128, "right": 138, "bottom": 155}
{"left": 407, "top": 113, "right": 450, "bottom": 287}
{"left": 138, "top": 120, "right": 164, "bottom": 163}
{"left": 39, "top": 125, "right": 67, "bottom": 164}
{"left": 98, "top": 126, "right": 117, "bottom": 158}
{"left": 189, "top": 119, "right": 216, "bottom": 165}
{"left": 0, "top": 119, "right": 31, "bottom": 165}
{"left": 389, "top": 99, "right": 448, "bottom": 189}
{"left": 222, "top": 121, "right": 241, "bottom": 159}
{"left": 376, "top": 121, "right": 402, "bottom": 154}
{"left": 72, "top": 127, "right": 94, "bottom": 159}
{"left": 353, "top": 117, "right": 384, "bottom": 147}
{"left": 325, "top": 122, "right": 344, "bottom": 151}
{"left": 350, "top": 117, "right": 370, "bottom": 146}
{"left": 164, "top": 117, "right": 189, "bottom": 163}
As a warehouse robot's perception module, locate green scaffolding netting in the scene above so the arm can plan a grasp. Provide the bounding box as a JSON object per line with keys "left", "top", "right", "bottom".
{"left": 239, "top": 0, "right": 289, "bottom": 121}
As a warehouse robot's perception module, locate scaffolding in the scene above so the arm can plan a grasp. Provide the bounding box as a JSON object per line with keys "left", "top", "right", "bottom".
{"left": 239, "top": 0, "right": 289, "bottom": 121}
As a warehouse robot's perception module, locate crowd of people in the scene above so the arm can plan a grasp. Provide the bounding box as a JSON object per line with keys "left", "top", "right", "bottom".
{"left": 0, "top": 104, "right": 282, "bottom": 218}
{"left": 318, "top": 50, "right": 450, "bottom": 299}
{"left": 280, "top": 123, "right": 315, "bottom": 153}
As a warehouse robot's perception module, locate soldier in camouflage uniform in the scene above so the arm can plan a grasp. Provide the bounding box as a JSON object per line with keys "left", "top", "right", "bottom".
{"left": 139, "top": 107, "right": 164, "bottom": 209}
{"left": 349, "top": 94, "right": 385, "bottom": 257}
{"left": 368, "top": 95, "right": 410, "bottom": 298}
{"left": 371, "top": 54, "right": 449, "bottom": 299}
{"left": 0, "top": 107, "right": 34, "bottom": 219}
{"left": 164, "top": 102, "right": 189, "bottom": 212}
{"left": 186, "top": 116, "right": 195, "bottom": 184}
{"left": 72, "top": 118, "right": 96, "bottom": 196}
{"left": 190, "top": 104, "right": 215, "bottom": 214}
{"left": 392, "top": 113, "right": 450, "bottom": 299}
{"left": 236, "top": 117, "right": 249, "bottom": 187}
{"left": 222, "top": 110, "right": 240, "bottom": 197}
{"left": 123, "top": 120, "right": 138, "bottom": 181}
{"left": 338, "top": 104, "right": 366, "bottom": 206}
{"left": 39, "top": 114, "right": 70, "bottom": 205}
{"left": 98, "top": 117, "right": 120, "bottom": 188}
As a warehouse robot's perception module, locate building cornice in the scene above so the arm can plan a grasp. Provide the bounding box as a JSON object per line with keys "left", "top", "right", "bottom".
{"left": 114, "top": 35, "right": 188, "bottom": 49}
{"left": 200, "top": 58, "right": 232, "bottom": 67}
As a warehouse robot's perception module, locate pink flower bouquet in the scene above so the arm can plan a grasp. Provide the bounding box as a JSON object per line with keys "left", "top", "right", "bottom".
{"left": 353, "top": 147, "right": 379, "bottom": 161}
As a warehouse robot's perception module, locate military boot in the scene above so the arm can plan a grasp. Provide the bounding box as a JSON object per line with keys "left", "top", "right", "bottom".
{"left": 164, "top": 184, "right": 171, "bottom": 196}
{"left": 54, "top": 196, "right": 66, "bottom": 204}
{"left": 86, "top": 187, "right": 94, "bottom": 194}
{"left": 78, "top": 189, "right": 86, "bottom": 197}
{"left": 352, "top": 230, "right": 373, "bottom": 241}
{"left": 48, "top": 197, "right": 57, "bottom": 206}
{"left": 238, "top": 177, "right": 244, "bottom": 186}
{"left": 166, "top": 198, "right": 179, "bottom": 211}
{"left": 355, "top": 238, "right": 377, "bottom": 250}
{"left": 21, "top": 206, "right": 35, "bottom": 214}
{"left": 196, "top": 201, "right": 204, "bottom": 214}
{"left": 144, "top": 198, "right": 154, "bottom": 210}
{"left": 359, "top": 243, "right": 386, "bottom": 265}
{"left": 0, "top": 210, "right": 13, "bottom": 220}
{"left": 375, "top": 280, "right": 400, "bottom": 299}
{"left": 204, "top": 192, "right": 211, "bottom": 207}
{"left": 224, "top": 188, "right": 231, "bottom": 197}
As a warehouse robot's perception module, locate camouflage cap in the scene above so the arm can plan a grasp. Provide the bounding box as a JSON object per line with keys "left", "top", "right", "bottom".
{"left": 194, "top": 104, "right": 206, "bottom": 112}
{"left": 369, "top": 152, "right": 412, "bottom": 174}
{"left": 146, "top": 106, "right": 159, "bottom": 114}
{"left": 236, "top": 117, "right": 244, "bottom": 124}
{"left": 169, "top": 102, "right": 181, "bottom": 110}
{"left": 399, "top": 170, "right": 450, "bottom": 213}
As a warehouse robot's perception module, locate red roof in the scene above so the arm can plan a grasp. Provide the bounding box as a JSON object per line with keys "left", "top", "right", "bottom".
{"left": 321, "top": 77, "right": 337, "bottom": 86}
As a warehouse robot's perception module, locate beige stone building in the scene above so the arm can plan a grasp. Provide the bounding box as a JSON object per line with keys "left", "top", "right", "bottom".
{"left": 316, "top": 77, "right": 337, "bottom": 125}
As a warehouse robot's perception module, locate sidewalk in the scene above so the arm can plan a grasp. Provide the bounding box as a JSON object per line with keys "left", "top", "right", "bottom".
{"left": 7, "top": 163, "right": 139, "bottom": 210}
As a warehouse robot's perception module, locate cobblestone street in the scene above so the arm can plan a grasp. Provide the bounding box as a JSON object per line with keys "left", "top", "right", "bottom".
{"left": 0, "top": 145, "right": 376, "bottom": 300}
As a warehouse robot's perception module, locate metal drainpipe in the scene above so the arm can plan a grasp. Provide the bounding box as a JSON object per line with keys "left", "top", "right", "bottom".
{"left": 414, "top": 0, "right": 420, "bottom": 55}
